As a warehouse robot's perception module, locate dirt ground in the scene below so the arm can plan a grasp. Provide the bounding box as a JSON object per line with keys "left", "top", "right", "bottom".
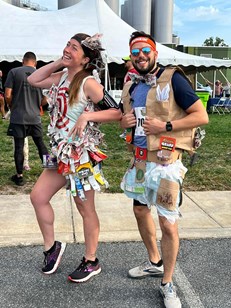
{"left": 0, "top": 183, "right": 34, "bottom": 195}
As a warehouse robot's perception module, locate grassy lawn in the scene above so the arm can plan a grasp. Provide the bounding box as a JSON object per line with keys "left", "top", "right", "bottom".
{"left": 0, "top": 112, "right": 230, "bottom": 194}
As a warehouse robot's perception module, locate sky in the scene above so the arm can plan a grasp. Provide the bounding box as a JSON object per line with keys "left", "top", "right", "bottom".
{"left": 173, "top": 0, "right": 231, "bottom": 46}
{"left": 34, "top": 0, "right": 231, "bottom": 46}
{"left": 33, "top": 0, "right": 57, "bottom": 11}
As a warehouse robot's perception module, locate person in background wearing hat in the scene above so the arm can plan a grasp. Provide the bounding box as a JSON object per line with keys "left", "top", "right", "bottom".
{"left": 120, "top": 56, "right": 139, "bottom": 138}
{"left": 120, "top": 31, "right": 208, "bottom": 308}
{"left": 122, "top": 55, "right": 138, "bottom": 84}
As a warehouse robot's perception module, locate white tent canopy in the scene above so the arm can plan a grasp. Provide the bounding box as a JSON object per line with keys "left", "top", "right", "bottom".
{"left": 1, "top": 0, "right": 231, "bottom": 72}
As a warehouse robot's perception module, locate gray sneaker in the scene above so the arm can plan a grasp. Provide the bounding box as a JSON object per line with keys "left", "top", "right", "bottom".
{"left": 159, "top": 282, "right": 182, "bottom": 308}
{"left": 128, "top": 260, "right": 164, "bottom": 278}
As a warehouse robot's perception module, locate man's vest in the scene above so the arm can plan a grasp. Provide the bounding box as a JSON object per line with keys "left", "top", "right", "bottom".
{"left": 121, "top": 67, "right": 196, "bottom": 153}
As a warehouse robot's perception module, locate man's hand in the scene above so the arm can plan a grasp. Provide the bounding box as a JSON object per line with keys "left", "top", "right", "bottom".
{"left": 120, "top": 108, "right": 136, "bottom": 129}
{"left": 143, "top": 116, "right": 165, "bottom": 135}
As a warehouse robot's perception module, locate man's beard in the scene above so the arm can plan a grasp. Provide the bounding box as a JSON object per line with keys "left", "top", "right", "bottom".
{"left": 133, "top": 59, "right": 156, "bottom": 75}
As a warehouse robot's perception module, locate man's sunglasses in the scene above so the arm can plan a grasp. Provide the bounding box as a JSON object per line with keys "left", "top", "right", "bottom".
{"left": 131, "top": 46, "right": 153, "bottom": 57}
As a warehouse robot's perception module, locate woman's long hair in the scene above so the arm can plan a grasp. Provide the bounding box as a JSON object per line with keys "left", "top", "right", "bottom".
{"left": 68, "top": 33, "right": 103, "bottom": 106}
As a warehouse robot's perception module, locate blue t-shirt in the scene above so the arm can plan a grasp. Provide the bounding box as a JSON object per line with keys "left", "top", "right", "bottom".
{"left": 131, "top": 69, "right": 199, "bottom": 148}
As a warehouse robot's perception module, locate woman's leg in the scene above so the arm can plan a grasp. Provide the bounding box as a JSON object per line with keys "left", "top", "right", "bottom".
{"left": 30, "top": 169, "right": 66, "bottom": 251}
{"left": 73, "top": 189, "right": 99, "bottom": 261}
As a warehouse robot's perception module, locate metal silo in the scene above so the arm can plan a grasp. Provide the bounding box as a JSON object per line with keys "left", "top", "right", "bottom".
{"left": 58, "top": 0, "right": 81, "bottom": 9}
{"left": 127, "top": 0, "right": 133, "bottom": 26}
{"left": 152, "top": 0, "right": 173, "bottom": 43}
{"left": 121, "top": 3, "right": 127, "bottom": 22}
{"left": 120, "top": 0, "right": 133, "bottom": 26}
{"left": 105, "top": 0, "right": 119, "bottom": 15}
{"left": 172, "top": 34, "right": 180, "bottom": 46}
{"left": 131, "top": 0, "right": 151, "bottom": 34}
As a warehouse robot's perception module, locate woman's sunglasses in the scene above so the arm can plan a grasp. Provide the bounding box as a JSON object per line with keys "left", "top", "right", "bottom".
{"left": 131, "top": 46, "right": 153, "bottom": 57}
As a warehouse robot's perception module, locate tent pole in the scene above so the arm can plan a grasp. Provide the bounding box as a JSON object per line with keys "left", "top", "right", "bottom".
{"left": 103, "top": 53, "right": 108, "bottom": 91}
{"left": 213, "top": 71, "right": 216, "bottom": 98}
{"left": 104, "top": 63, "right": 108, "bottom": 91}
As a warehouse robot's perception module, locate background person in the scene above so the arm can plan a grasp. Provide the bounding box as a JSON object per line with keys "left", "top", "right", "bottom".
{"left": 222, "top": 81, "right": 230, "bottom": 98}
{"left": 120, "top": 31, "right": 208, "bottom": 308}
{"left": 0, "top": 70, "right": 6, "bottom": 119}
{"left": 122, "top": 55, "right": 138, "bottom": 84}
{"left": 120, "top": 56, "right": 139, "bottom": 139}
{"left": 4, "top": 51, "right": 48, "bottom": 186}
{"left": 215, "top": 80, "right": 223, "bottom": 97}
{"left": 28, "top": 33, "right": 121, "bottom": 283}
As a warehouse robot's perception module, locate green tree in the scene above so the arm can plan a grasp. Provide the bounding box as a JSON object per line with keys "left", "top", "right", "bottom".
{"left": 203, "top": 36, "right": 228, "bottom": 46}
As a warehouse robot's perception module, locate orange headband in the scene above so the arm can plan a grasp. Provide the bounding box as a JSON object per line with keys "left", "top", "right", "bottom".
{"left": 130, "top": 37, "right": 156, "bottom": 51}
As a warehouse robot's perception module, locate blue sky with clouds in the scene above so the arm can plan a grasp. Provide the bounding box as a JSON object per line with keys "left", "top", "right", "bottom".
{"left": 35, "top": 0, "right": 231, "bottom": 46}
{"left": 174, "top": 0, "right": 231, "bottom": 46}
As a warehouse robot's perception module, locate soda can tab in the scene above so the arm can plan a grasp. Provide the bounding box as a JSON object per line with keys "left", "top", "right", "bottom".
{"left": 76, "top": 162, "right": 94, "bottom": 176}
{"left": 42, "top": 154, "right": 58, "bottom": 169}
{"left": 88, "top": 175, "right": 101, "bottom": 191}
{"left": 70, "top": 174, "right": 77, "bottom": 197}
{"left": 74, "top": 176, "right": 86, "bottom": 200}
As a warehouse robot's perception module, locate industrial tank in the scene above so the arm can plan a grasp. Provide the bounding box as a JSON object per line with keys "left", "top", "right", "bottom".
{"left": 152, "top": 0, "right": 173, "bottom": 43}
{"left": 105, "top": 0, "right": 119, "bottom": 15}
{"left": 58, "top": 0, "right": 81, "bottom": 9}
{"left": 131, "top": 0, "right": 151, "bottom": 34}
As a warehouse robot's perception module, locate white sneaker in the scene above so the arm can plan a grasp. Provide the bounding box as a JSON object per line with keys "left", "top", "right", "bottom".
{"left": 128, "top": 260, "right": 164, "bottom": 278}
{"left": 159, "top": 282, "right": 182, "bottom": 308}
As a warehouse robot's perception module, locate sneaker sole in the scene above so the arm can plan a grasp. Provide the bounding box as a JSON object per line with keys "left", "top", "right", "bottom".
{"left": 128, "top": 271, "right": 164, "bottom": 279}
{"left": 68, "top": 266, "right": 102, "bottom": 283}
{"left": 159, "top": 288, "right": 182, "bottom": 308}
{"left": 42, "top": 242, "right": 67, "bottom": 275}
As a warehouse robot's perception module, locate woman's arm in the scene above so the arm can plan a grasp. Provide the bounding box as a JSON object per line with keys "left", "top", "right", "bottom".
{"left": 27, "top": 58, "right": 65, "bottom": 89}
{"left": 69, "top": 78, "right": 122, "bottom": 138}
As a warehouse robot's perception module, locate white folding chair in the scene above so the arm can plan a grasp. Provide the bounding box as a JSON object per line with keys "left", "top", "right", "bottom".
{"left": 224, "top": 98, "right": 231, "bottom": 113}
{"left": 212, "top": 97, "right": 226, "bottom": 115}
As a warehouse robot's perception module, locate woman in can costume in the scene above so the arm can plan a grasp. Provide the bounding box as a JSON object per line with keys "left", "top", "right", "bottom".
{"left": 28, "top": 33, "right": 121, "bottom": 282}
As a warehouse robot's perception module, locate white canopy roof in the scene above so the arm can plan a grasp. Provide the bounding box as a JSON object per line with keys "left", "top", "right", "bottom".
{"left": 1, "top": 0, "right": 231, "bottom": 72}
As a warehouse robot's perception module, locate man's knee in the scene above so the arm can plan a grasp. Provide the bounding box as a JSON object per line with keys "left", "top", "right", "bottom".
{"left": 159, "top": 215, "right": 178, "bottom": 237}
{"left": 133, "top": 205, "right": 151, "bottom": 219}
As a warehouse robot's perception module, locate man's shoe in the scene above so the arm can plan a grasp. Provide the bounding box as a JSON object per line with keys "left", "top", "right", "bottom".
{"left": 68, "top": 257, "right": 101, "bottom": 283}
{"left": 159, "top": 282, "right": 182, "bottom": 308}
{"left": 42, "top": 241, "right": 66, "bottom": 274}
{"left": 11, "top": 174, "right": 24, "bottom": 186}
{"left": 128, "top": 260, "right": 164, "bottom": 279}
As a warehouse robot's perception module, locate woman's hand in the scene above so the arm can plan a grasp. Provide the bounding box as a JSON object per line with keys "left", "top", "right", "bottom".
{"left": 120, "top": 109, "right": 136, "bottom": 129}
{"left": 68, "top": 113, "right": 88, "bottom": 140}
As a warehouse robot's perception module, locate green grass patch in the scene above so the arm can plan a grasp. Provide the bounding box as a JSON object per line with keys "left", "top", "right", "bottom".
{"left": 0, "top": 113, "right": 230, "bottom": 194}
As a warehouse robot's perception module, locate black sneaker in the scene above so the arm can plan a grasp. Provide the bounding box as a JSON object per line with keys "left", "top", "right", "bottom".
{"left": 42, "top": 241, "right": 66, "bottom": 274}
{"left": 11, "top": 174, "right": 24, "bottom": 186}
{"left": 68, "top": 257, "right": 101, "bottom": 283}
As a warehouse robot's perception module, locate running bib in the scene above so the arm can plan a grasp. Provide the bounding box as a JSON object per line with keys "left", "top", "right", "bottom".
{"left": 135, "top": 107, "right": 146, "bottom": 136}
